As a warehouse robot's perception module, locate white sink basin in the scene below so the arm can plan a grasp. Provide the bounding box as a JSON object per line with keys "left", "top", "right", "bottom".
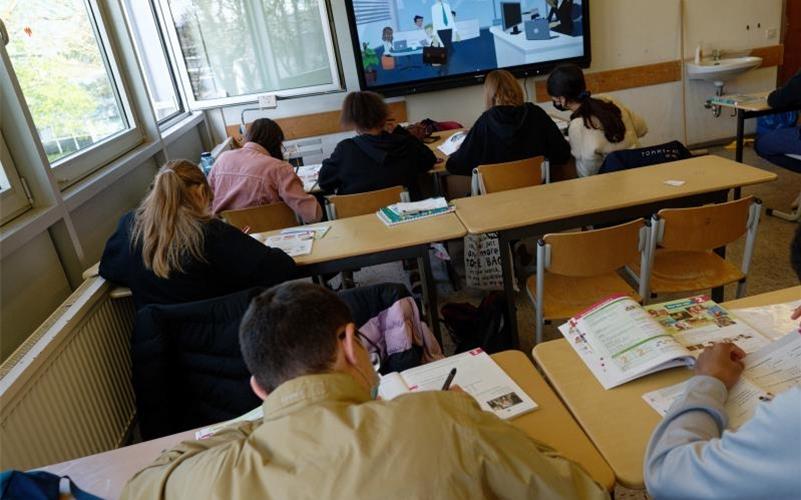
{"left": 686, "top": 56, "right": 763, "bottom": 85}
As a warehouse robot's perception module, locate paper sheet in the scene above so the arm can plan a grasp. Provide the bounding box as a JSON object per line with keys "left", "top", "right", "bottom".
{"left": 264, "top": 232, "right": 314, "bottom": 257}
{"left": 733, "top": 300, "right": 801, "bottom": 341}
{"left": 436, "top": 132, "right": 467, "bottom": 156}
{"left": 296, "top": 164, "right": 322, "bottom": 192}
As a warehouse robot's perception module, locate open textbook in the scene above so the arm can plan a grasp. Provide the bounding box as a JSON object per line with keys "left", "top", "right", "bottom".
{"left": 643, "top": 331, "right": 801, "bottom": 429}
{"left": 559, "top": 295, "right": 772, "bottom": 389}
{"left": 379, "top": 349, "right": 538, "bottom": 419}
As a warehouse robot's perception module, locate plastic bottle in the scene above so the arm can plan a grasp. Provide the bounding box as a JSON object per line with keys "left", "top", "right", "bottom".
{"left": 199, "top": 152, "right": 214, "bottom": 175}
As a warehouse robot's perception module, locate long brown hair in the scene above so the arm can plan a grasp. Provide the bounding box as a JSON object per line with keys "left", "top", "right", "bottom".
{"left": 131, "top": 160, "right": 213, "bottom": 278}
{"left": 546, "top": 64, "right": 626, "bottom": 143}
{"left": 246, "top": 118, "right": 285, "bottom": 160}
{"left": 483, "top": 70, "right": 524, "bottom": 109}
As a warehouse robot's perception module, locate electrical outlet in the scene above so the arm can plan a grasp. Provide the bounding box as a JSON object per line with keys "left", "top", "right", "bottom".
{"left": 766, "top": 27, "right": 777, "bottom": 40}
{"left": 259, "top": 94, "right": 277, "bottom": 109}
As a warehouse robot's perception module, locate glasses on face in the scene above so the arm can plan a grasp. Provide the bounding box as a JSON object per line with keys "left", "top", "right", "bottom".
{"left": 355, "top": 330, "right": 381, "bottom": 372}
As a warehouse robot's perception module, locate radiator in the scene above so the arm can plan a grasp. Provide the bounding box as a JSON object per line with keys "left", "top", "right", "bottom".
{"left": 0, "top": 276, "right": 136, "bottom": 470}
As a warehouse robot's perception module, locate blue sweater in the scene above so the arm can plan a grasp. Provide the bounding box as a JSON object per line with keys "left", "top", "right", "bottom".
{"left": 645, "top": 375, "right": 801, "bottom": 499}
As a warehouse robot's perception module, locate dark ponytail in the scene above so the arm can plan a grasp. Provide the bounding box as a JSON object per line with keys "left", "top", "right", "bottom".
{"left": 547, "top": 64, "right": 626, "bottom": 144}
{"left": 246, "top": 118, "right": 285, "bottom": 160}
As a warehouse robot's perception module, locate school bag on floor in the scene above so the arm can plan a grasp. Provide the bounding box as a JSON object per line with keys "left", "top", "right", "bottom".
{"left": 441, "top": 292, "right": 514, "bottom": 354}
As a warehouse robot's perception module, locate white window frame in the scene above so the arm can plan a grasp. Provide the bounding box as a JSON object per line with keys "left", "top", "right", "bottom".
{"left": 6, "top": 1, "right": 144, "bottom": 189}
{"left": 122, "top": 0, "right": 188, "bottom": 129}
{"left": 156, "top": 0, "right": 343, "bottom": 110}
{"left": 0, "top": 133, "right": 32, "bottom": 225}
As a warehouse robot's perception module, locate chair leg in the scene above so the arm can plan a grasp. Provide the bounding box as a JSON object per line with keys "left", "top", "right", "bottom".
{"left": 736, "top": 279, "right": 747, "bottom": 298}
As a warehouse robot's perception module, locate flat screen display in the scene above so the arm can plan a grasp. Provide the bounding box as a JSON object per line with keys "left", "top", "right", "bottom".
{"left": 344, "top": 0, "right": 591, "bottom": 97}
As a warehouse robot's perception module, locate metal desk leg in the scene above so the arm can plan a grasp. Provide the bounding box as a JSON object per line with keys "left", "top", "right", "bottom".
{"left": 432, "top": 171, "right": 443, "bottom": 197}
{"left": 711, "top": 245, "right": 726, "bottom": 302}
{"left": 498, "top": 232, "right": 520, "bottom": 348}
{"left": 420, "top": 246, "right": 442, "bottom": 345}
{"left": 734, "top": 109, "right": 745, "bottom": 199}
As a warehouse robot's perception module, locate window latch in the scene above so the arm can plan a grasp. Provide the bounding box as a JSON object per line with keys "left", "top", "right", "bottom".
{"left": 20, "top": 176, "right": 34, "bottom": 204}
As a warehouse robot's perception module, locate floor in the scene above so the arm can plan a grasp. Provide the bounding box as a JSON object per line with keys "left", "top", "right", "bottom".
{"left": 334, "top": 144, "right": 800, "bottom": 499}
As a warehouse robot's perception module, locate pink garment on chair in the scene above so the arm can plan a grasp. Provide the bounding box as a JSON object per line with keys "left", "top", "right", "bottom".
{"left": 359, "top": 297, "right": 444, "bottom": 363}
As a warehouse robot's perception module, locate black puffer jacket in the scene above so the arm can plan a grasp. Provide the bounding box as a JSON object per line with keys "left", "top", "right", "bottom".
{"left": 131, "top": 283, "right": 413, "bottom": 439}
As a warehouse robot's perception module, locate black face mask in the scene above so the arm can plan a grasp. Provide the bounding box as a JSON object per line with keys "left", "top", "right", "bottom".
{"left": 552, "top": 99, "right": 568, "bottom": 112}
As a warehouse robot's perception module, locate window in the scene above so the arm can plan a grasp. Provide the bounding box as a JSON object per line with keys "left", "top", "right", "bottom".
{"left": 0, "top": 134, "right": 32, "bottom": 224}
{"left": 3, "top": 0, "right": 140, "bottom": 186}
{"left": 159, "top": 0, "right": 341, "bottom": 108}
{"left": 123, "top": 0, "right": 184, "bottom": 124}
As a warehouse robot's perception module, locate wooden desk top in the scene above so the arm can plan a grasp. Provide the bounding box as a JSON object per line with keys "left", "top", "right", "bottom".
{"left": 713, "top": 91, "right": 772, "bottom": 112}
{"left": 39, "top": 350, "right": 614, "bottom": 498}
{"left": 532, "top": 286, "right": 801, "bottom": 489}
{"left": 253, "top": 212, "right": 466, "bottom": 266}
{"left": 494, "top": 350, "right": 615, "bottom": 491}
{"left": 452, "top": 155, "right": 777, "bottom": 234}
{"left": 427, "top": 128, "right": 467, "bottom": 164}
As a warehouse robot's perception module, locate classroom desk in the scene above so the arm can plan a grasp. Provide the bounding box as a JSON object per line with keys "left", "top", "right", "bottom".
{"left": 39, "top": 350, "right": 614, "bottom": 498}
{"left": 452, "top": 156, "right": 778, "bottom": 345}
{"left": 712, "top": 91, "right": 801, "bottom": 198}
{"left": 253, "top": 212, "right": 467, "bottom": 342}
{"left": 426, "top": 129, "right": 466, "bottom": 196}
{"left": 531, "top": 285, "right": 801, "bottom": 489}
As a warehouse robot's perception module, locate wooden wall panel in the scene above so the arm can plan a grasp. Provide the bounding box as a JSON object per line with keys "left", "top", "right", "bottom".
{"left": 225, "top": 101, "right": 408, "bottom": 142}
{"left": 533, "top": 44, "right": 784, "bottom": 102}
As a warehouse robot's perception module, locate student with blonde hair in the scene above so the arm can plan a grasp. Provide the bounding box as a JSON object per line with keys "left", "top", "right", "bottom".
{"left": 100, "top": 160, "right": 296, "bottom": 309}
{"left": 446, "top": 69, "right": 571, "bottom": 176}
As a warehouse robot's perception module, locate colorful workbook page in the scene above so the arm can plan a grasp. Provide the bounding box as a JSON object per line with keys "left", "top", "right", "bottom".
{"left": 643, "top": 331, "right": 801, "bottom": 429}
{"left": 376, "top": 198, "right": 454, "bottom": 226}
{"left": 378, "top": 349, "right": 538, "bottom": 420}
{"left": 263, "top": 232, "right": 314, "bottom": 257}
{"left": 559, "top": 295, "right": 693, "bottom": 390}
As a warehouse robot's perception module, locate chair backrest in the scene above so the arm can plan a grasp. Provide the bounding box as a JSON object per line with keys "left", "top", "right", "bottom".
{"left": 543, "top": 219, "right": 647, "bottom": 277}
{"left": 474, "top": 157, "right": 544, "bottom": 195}
{"left": 599, "top": 140, "right": 692, "bottom": 175}
{"left": 326, "top": 186, "right": 407, "bottom": 219}
{"left": 221, "top": 202, "right": 299, "bottom": 233}
{"left": 656, "top": 196, "right": 755, "bottom": 251}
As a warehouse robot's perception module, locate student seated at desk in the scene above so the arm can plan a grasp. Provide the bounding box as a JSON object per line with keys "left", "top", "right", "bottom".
{"left": 121, "top": 282, "right": 609, "bottom": 500}
{"left": 755, "top": 69, "right": 801, "bottom": 173}
{"left": 446, "top": 69, "right": 572, "bottom": 177}
{"left": 209, "top": 118, "right": 322, "bottom": 222}
{"left": 644, "top": 226, "right": 801, "bottom": 500}
{"left": 547, "top": 64, "right": 648, "bottom": 177}
{"left": 100, "top": 160, "right": 296, "bottom": 310}
{"left": 318, "top": 91, "right": 437, "bottom": 200}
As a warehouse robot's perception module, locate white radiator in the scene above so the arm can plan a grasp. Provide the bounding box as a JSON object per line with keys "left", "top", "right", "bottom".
{"left": 0, "top": 276, "right": 136, "bottom": 470}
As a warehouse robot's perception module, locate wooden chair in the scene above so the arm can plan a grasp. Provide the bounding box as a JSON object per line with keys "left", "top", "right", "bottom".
{"left": 631, "top": 196, "right": 762, "bottom": 299}
{"left": 471, "top": 157, "right": 546, "bottom": 195}
{"left": 221, "top": 202, "right": 299, "bottom": 233}
{"left": 526, "top": 219, "right": 652, "bottom": 344}
{"left": 325, "top": 186, "right": 408, "bottom": 219}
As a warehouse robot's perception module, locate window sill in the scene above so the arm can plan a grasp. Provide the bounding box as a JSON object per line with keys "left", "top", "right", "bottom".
{"left": 0, "top": 206, "right": 62, "bottom": 259}
{"left": 161, "top": 112, "right": 205, "bottom": 146}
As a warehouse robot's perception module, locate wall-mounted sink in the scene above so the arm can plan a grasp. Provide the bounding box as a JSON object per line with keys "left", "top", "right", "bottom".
{"left": 686, "top": 56, "right": 762, "bottom": 86}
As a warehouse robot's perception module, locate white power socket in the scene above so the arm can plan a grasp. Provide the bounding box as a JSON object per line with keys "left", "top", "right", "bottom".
{"left": 766, "top": 27, "right": 777, "bottom": 40}
{"left": 258, "top": 94, "right": 278, "bottom": 109}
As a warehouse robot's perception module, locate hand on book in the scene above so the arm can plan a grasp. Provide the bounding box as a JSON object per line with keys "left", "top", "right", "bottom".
{"left": 695, "top": 342, "right": 746, "bottom": 390}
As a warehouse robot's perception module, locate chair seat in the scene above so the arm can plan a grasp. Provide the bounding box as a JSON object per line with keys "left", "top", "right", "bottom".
{"left": 631, "top": 250, "right": 745, "bottom": 294}
{"left": 526, "top": 271, "right": 641, "bottom": 321}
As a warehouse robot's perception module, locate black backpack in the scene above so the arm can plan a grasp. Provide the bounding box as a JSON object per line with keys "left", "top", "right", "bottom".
{"left": 441, "top": 292, "right": 514, "bottom": 354}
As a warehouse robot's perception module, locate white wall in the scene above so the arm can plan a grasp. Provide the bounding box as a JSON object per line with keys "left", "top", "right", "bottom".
{"left": 208, "top": 0, "right": 784, "bottom": 148}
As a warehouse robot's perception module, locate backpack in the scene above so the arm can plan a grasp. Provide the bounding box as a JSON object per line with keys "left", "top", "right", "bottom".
{"left": 441, "top": 292, "right": 514, "bottom": 354}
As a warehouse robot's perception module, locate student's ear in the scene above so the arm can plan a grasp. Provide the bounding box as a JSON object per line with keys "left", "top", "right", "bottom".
{"left": 250, "top": 375, "right": 270, "bottom": 401}
{"left": 340, "top": 323, "right": 360, "bottom": 367}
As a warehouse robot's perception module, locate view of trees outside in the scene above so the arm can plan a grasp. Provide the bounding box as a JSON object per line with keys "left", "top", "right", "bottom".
{"left": 1, "top": 0, "right": 127, "bottom": 163}
{"left": 166, "top": 0, "right": 333, "bottom": 100}
{"left": 0, "top": 159, "right": 10, "bottom": 192}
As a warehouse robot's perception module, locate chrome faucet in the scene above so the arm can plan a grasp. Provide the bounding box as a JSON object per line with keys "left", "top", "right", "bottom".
{"left": 712, "top": 49, "right": 722, "bottom": 62}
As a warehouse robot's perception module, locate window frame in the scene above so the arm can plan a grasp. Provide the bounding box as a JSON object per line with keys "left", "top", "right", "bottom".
{"left": 0, "top": 133, "right": 32, "bottom": 225}
{"left": 122, "top": 0, "right": 188, "bottom": 128}
{"left": 5, "top": 0, "right": 144, "bottom": 189}
{"left": 155, "top": 0, "right": 344, "bottom": 110}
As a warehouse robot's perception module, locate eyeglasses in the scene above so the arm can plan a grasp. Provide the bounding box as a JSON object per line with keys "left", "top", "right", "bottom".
{"left": 355, "top": 330, "right": 381, "bottom": 372}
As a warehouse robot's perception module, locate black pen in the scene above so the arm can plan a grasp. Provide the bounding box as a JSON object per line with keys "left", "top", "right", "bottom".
{"left": 441, "top": 368, "right": 457, "bottom": 391}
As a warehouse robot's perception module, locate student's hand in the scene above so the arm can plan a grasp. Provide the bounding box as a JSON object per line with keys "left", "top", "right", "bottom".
{"left": 695, "top": 342, "right": 746, "bottom": 390}
{"left": 791, "top": 304, "right": 801, "bottom": 321}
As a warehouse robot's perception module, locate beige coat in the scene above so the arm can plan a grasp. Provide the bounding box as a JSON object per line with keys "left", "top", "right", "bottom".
{"left": 121, "top": 373, "right": 609, "bottom": 500}
{"left": 568, "top": 96, "right": 648, "bottom": 177}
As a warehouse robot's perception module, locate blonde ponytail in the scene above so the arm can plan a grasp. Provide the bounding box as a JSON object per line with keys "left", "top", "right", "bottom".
{"left": 132, "top": 160, "right": 213, "bottom": 278}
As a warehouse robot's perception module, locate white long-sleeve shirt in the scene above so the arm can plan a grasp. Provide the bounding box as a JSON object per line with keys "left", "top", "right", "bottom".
{"left": 567, "top": 96, "right": 648, "bottom": 177}
{"left": 645, "top": 375, "right": 801, "bottom": 500}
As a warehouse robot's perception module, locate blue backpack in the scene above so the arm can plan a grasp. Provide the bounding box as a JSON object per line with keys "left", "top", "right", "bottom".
{"left": 0, "top": 470, "right": 101, "bottom": 500}
{"left": 599, "top": 141, "right": 692, "bottom": 174}
{"left": 757, "top": 111, "right": 799, "bottom": 136}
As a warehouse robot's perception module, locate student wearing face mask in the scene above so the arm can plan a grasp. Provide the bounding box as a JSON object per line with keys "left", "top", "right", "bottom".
{"left": 121, "top": 282, "right": 609, "bottom": 500}
{"left": 547, "top": 64, "right": 648, "bottom": 177}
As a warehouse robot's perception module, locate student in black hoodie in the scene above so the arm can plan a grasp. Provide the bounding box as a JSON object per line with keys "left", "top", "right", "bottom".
{"left": 319, "top": 91, "right": 437, "bottom": 200}
{"left": 446, "top": 69, "right": 572, "bottom": 177}
{"left": 755, "top": 69, "right": 801, "bottom": 172}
